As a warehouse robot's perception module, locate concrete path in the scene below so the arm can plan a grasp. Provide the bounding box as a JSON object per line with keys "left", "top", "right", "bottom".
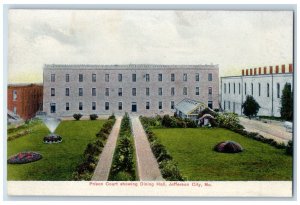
{"left": 239, "top": 117, "right": 292, "bottom": 144}
{"left": 92, "top": 116, "right": 122, "bottom": 181}
{"left": 130, "top": 115, "right": 164, "bottom": 181}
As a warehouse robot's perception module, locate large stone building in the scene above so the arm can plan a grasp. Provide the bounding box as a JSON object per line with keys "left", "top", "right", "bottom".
{"left": 7, "top": 83, "right": 43, "bottom": 120}
{"left": 43, "top": 64, "right": 219, "bottom": 117}
{"left": 221, "top": 64, "right": 293, "bottom": 117}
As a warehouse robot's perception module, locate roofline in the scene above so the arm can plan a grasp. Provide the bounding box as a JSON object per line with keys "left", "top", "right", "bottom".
{"left": 8, "top": 83, "right": 43, "bottom": 87}
{"left": 221, "top": 73, "right": 293, "bottom": 79}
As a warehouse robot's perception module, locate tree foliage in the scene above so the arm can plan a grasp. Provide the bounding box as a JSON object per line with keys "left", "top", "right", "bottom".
{"left": 280, "top": 83, "right": 293, "bottom": 121}
{"left": 242, "top": 95, "right": 260, "bottom": 119}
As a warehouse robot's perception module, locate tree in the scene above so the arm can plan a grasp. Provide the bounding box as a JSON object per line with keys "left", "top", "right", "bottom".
{"left": 242, "top": 95, "right": 260, "bottom": 119}
{"left": 280, "top": 83, "right": 293, "bottom": 121}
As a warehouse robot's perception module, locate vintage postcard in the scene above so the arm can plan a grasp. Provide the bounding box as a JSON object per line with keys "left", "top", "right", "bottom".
{"left": 6, "top": 8, "right": 294, "bottom": 197}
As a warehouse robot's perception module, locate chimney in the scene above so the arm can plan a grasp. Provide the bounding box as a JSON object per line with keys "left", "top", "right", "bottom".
{"left": 254, "top": 68, "right": 257, "bottom": 75}
{"left": 282, "top": 64, "right": 286, "bottom": 73}
{"left": 264, "top": 66, "right": 267, "bottom": 74}
{"left": 270, "top": 66, "right": 273, "bottom": 74}
{"left": 275, "top": 65, "right": 279, "bottom": 74}
{"left": 246, "top": 69, "right": 249, "bottom": 76}
{"left": 242, "top": 69, "right": 245, "bottom": 76}
{"left": 259, "top": 67, "right": 262, "bottom": 75}
{"left": 289, "top": 64, "right": 293, "bottom": 73}
{"left": 250, "top": 69, "right": 253, "bottom": 75}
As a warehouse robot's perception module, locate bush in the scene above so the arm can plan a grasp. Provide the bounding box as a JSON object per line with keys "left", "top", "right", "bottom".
{"left": 73, "top": 113, "right": 83, "bottom": 120}
{"left": 108, "top": 113, "right": 116, "bottom": 120}
{"left": 286, "top": 140, "right": 293, "bottom": 156}
{"left": 159, "top": 160, "right": 184, "bottom": 181}
{"left": 90, "top": 114, "right": 98, "bottom": 120}
{"left": 216, "top": 112, "right": 241, "bottom": 130}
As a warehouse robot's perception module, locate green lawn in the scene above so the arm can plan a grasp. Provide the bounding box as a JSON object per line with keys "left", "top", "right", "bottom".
{"left": 152, "top": 128, "right": 293, "bottom": 181}
{"left": 7, "top": 120, "right": 106, "bottom": 181}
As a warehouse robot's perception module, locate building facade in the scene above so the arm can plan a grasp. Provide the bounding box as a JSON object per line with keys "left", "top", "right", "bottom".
{"left": 221, "top": 64, "right": 293, "bottom": 117}
{"left": 8, "top": 84, "right": 43, "bottom": 120}
{"left": 43, "top": 64, "right": 219, "bottom": 117}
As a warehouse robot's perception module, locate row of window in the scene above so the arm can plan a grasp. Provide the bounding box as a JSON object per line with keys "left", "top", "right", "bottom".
{"left": 50, "top": 101, "right": 176, "bottom": 113}
{"left": 50, "top": 87, "right": 213, "bottom": 97}
{"left": 50, "top": 73, "right": 213, "bottom": 83}
{"left": 224, "top": 82, "right": 284, "bottom": 98}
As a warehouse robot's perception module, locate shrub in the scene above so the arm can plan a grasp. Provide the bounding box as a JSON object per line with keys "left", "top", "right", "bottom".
{"left": 286, "top": 140, "right": 293, "bottom": 156}
{"left": 73, "top": 113, "right": 83, "bottom": 120}
{"left": 159, "top": 160, "right": 184, "bottom": 181}
{"left": 184, "top": 118, "right": 197, "bottom": 128}
{"left": 216, "top": 112, "right": 241, "bottom": 130}
{"left": 242, "top": 95, "right": 261, "bottom": 119}
{"left": 108, "top": 113, "right": 116, "bottom": 120}
{"left": 90, "top": 114, "right": 98, "bottom": 120}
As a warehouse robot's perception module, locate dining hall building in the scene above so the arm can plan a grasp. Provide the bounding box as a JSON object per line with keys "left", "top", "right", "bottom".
{"left": 43, "top": 64, "right": 219, "bottom": 117}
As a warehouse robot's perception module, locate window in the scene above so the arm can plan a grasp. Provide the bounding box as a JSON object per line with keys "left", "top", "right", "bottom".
{"left": 251, "top": 83, "right": 253, "bottom": 95}
{"left": 208, "top": 73, "right": 212, "bottom": 81}
{"left": 208, "top": 87, "right": 212, "bottom": 95}
{"left": 118, "top": 88, "right": 122, "bottom": 96}
{"left": 66, "top": 102, "right": 69, "bottom": 111}
{"left": 145, "top": 74, "right": 150, "bottom": 82}
{"left": 105, "top": 74, "right": 109, "bottom": 82}
{"left": 13, "top": 107, "right": 17, "bottom": 114}
{"left": 105, "top": 102, "right": 109, "bottom": 110}
{"left": 158, "top": 73, "right": 163, "bottom": 81}
{"left": 13, "top": 90, "right": 17, "bottom": 101}
{"left": 79, "top": 102, "right": 83, "bottom": 110}
{"left": 171, "top": 87, "right": 175, "bottom": 96}
{"left": 118, "top": 102, "right": 122, "bottom": 110}
{"left": 118, "top": 74, "right": 122, "bottom": 82}
{"left": 158, "top": 87, "right": 163, "bottom": 96}
{"left": 146, "top": 102, "right": 150, "bottom": 110}
{"left": 92, "top": 74, "right": 96, "bottom": 82}
{"left": 171, "top": 73, "right": 175, "bottom": 81}
{"left": 132, "top": 74, "right": 136, "bottom": 82}
{"left": 224, "top": 83, "right": 226, "bottom": 93}
{"left": 183, "top": 73, "right": 187, "bottom": 81}
{"left": 92, "top": 88, "right": 96, "bottom": 96}
{"left": 51, "top": 88, "right": 55, "bottom": 96}
{"left": 65, "top": 88, "right": 70, "bottom": 96}
{"left": 224, "top": 101, "right": 226, "bottom": 110}
{"left": 66, "top": 74, "right": 69, "bottom": 82}
{"left": 244, "top": 83, "right": 247, "bottom": 95}
{"left": 50, "top": 103, "right": 56, "bottom": 113}
{"left": 208, "top": 101, "right": 213, "bottom": 109}
{"left": 195, "top": 73, "right": 200, "bottom": 81}
{"left": 277, "top": 83, "right": 280, "bottom": 98}
{"left": 195, "top": 87, "right": 199, "bottom": 95}
{"left": 239, "top": 83, "right": 241, "bottom": 94}
{"left": 183, "top": 87, "right": 187, "bottom": 95}
{"left": 79, "top": 74, "right": 83, "bottom": 82}
{"left": 258, "top": 83, "right": 261, "bottom": 96}
{"left": 92, "top": 102, "right": 96, "bottom": 110}
{"left": 234, "top": 83, "right": 236, "bottom": 94}
{"left": 51, "top": 74, "right": 55, "bottom": 82}
{"left": 229, "top": 83, "right": 231, "bottom": 94}
{"left": 146, "top": 87, "right": 150, "bottom": 96}
{"left": 79, "top": 88, "right": 83, "bottom": 96}
{"left": 105, "top": 88, "right": 109, "bottom": 96}
{"left": 171, "top": 101, "right": 175, "bottom": 109}
{"left": 228, "top": 101, "right": 231, "bottom": 110}
{"left": 267, "top": 83, "right": 270, "bottom": 97}
{"left": 159, "top": 101, "right": 162, "bottom": 109}
{"left": 132, "top": 88, "right": 136, "bottom": 96}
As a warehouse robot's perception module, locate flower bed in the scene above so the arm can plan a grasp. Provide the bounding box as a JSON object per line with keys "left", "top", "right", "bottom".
{"left": 8, "top": 152, "right": 42, "bottom": 164}
{"left": 43, "top": 134, "right": 63, "bottom": 144}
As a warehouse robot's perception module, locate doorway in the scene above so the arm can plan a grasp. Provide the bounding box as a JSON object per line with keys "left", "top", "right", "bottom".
{"left": 131, "top": 102, "right": 137, "bottom": 112}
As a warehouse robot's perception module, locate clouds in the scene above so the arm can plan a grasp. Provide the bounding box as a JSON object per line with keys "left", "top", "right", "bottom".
{"left": 8, "top": 10, "right": 293, "bottom": 83}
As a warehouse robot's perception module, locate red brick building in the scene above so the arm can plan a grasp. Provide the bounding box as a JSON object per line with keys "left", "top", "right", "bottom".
{"left": 8, "top": 84, "right": 43, "bottom": 120}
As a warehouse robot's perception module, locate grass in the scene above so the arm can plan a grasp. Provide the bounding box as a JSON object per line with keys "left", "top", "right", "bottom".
{"left": 7, "top": 120, "right": 106, "bottom": 181}
{"left": 152, "top": 127, "right": 292, "bottom": 181}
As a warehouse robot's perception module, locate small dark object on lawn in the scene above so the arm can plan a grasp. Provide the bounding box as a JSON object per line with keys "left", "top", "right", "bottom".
{"left": 214, "top": 141, "right": 243, "bottom": 153}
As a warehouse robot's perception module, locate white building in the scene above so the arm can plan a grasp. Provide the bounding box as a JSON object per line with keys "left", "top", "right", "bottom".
{"left": 221, "top": 64, "right": 293, "bottom": 117}
{"left": 43, "top": 64, "right": 219, "bottom": 117}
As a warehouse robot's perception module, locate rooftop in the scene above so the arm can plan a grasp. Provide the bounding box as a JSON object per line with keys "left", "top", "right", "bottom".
{"left": 44, "top": 64, "right": 219, "bottom": 70}
{"left": 175, "top": 98, "right": 206, "bottom": 115}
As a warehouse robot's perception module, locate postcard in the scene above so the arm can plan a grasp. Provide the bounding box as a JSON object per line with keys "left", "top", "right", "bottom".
{"left": 6, "top": 8, "right": 294, "bottom": 197}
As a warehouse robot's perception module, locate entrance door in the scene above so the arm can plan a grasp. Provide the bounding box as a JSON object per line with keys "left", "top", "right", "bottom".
{"left": 131, "top": 102, "right": 137, "bottom": 112}
{"left": 50, "top": 103, "right": 56, "bottom": 113}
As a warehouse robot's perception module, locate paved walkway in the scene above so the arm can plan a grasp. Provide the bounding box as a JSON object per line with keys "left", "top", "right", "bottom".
{"left": 239, "top": 117, "right": 292, "bottom": 144}
{"left": 92, "top": 116, "right": 122, "bottom": 181}
{"left": 130, "top": 115, "right": 164, "bottom": 181}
